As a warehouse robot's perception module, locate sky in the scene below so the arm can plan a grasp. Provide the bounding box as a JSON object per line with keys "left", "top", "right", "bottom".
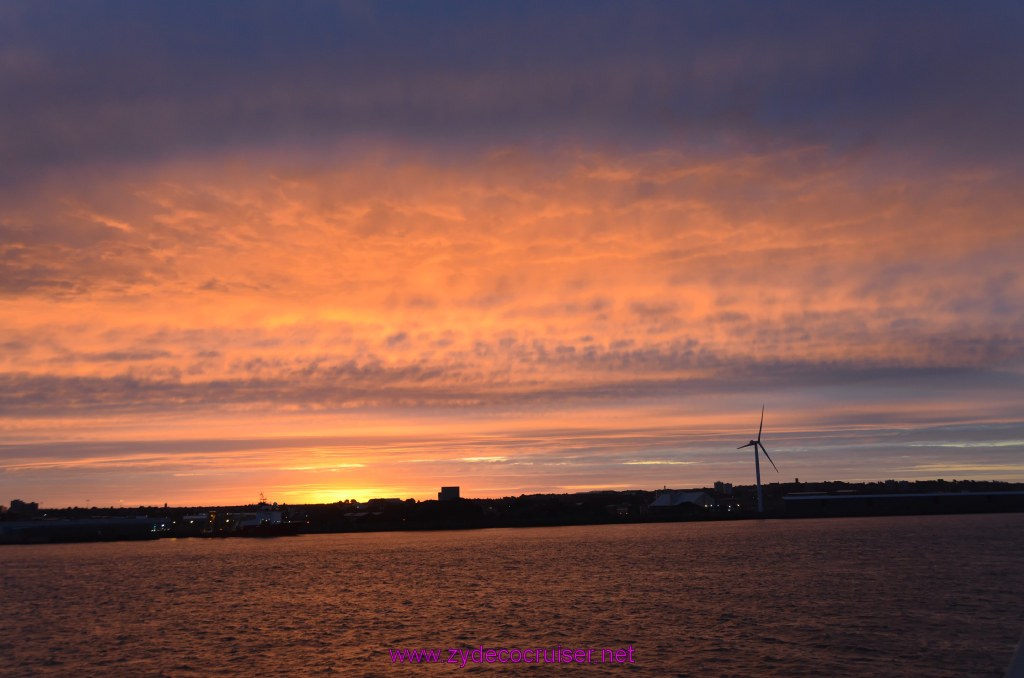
{"left": 2, "top": 1, "right": 1023, "bottom": 508}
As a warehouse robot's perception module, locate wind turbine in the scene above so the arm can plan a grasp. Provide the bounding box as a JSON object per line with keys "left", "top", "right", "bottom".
{"left": 738, "top": 405, "right": 778, "bottom": 513}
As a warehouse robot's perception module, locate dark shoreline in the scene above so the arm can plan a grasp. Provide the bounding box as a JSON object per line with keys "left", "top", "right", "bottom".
{"left": 4, "top": 479, "right": 1024, "bottom": 545}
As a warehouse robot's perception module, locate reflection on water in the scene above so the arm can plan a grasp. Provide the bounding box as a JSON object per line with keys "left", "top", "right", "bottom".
{"left": 2, "top": 514, "right": 1023, "bottom": 677}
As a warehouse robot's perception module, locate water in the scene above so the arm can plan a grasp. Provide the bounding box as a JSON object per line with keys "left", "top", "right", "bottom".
{"left": 2, "top": 514, "right": 1022, "bottom": 677}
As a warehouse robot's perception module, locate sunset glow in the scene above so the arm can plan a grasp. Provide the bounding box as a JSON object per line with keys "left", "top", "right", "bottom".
{"left": 2, "top": 2, "right": 1022, "bottom": 506}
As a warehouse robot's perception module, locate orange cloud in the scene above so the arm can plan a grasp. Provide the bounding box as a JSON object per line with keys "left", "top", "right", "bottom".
{"left": 1, "top": 144, "right": 1022, "bottom": 505}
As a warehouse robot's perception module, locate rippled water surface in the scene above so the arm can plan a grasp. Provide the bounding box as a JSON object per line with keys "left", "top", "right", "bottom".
{"left": 2, "top": 514, "right": 1023, "bottom": 677}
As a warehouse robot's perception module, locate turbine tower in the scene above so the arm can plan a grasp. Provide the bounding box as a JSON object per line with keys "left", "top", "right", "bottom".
{"left": 738, "top": 405, "right": 779, "bottom": 513}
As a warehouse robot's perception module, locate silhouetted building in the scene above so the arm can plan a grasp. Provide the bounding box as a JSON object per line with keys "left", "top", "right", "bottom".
{"left": 650, "top": 491, "right": 714, "bottom": 509}
{"left": 438, "top": 486, "right": 460, "bottom": 501}
{"left": 714, "top": 482, "right": 733, "bottom": 496}
{"left": 9, "top": 499, "right": 39, "bottom": 517}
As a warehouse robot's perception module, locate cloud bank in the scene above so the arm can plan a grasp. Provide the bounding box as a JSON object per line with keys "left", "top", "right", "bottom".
{"left": 1, "top": 2, "right": 1022, "bottom": 504}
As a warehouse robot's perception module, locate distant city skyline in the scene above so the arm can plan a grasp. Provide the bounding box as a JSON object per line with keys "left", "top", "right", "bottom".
{"left": 2, "top": 2, "right": 1022, "bottom": 507}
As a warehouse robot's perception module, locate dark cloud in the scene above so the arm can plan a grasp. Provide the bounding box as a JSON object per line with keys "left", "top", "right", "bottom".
{"left": 385, "top": 332, "right": 409, "bottom": 347}
{"left": 50, "top": 350, "right": 175, "bottom": 363}
{"left": 1, "top": 331, "right": 1019, "bottom": 417}
{"left": 2, "top": 1, "right": 1022, "bottom": 185}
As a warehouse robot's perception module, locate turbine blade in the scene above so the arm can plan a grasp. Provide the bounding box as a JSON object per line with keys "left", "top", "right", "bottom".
{"left": 757, "top": 404, "right": 764, "bottom": 441}
{"left": 759, "top": 443, "right": 779, "bottom": 472}
{"left": 738, "top": 443, "right": 754, "bottom": 449}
